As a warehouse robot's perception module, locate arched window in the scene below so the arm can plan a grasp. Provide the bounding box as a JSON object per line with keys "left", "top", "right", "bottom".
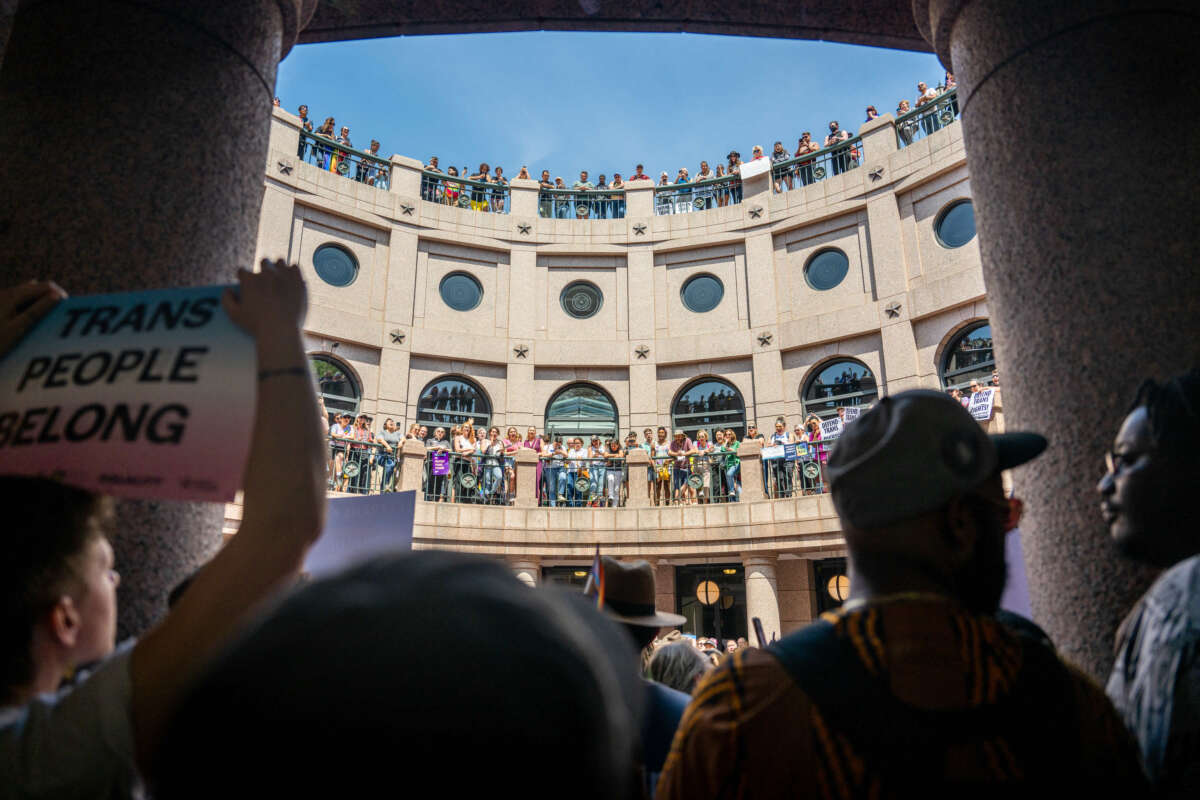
{"left": 416, "top": 376, "right": 491, "bottom": 429}
{"left": 940, "top": 321, "right": 995, "bottom": 391}
{"left": 671, "top": 378, "right": 746, "bottom": 440}
{"left": 802, "top": 359, "right": 878, "bottom": 419}
{"left": 545, "top": 383, "right": 618, "bottom": 439}
{"left": 310, "top": 354, "right": 360, "bottom": 424}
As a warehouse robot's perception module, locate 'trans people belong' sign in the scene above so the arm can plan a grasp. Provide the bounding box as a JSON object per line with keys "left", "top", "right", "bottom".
{"left": 0, "top": 286, "right": 255, "bottom": 501}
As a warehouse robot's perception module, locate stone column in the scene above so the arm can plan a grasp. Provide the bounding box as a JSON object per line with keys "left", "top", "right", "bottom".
{"left": 513, "top": 447, "right": 537, "bottom": 508}
{"left": 625, "top": 447, "right": 650, "bottom": 508}
{"left": 510, "top": 559, "right": 540, "bottom": 587}
{"left": 742, "top": 555, "right": 782, "bottom": 644}
{"left": 0, "top": 0, "right": 314, "bottom": 638}
{"left": 397, "top": 439, "right": 428, "bottom": 494}
{"left": 738, "top": 440, "right": 764, "bottom": 500}
{"left": 916, "top": 0, "right": 1195, "bottom": 678}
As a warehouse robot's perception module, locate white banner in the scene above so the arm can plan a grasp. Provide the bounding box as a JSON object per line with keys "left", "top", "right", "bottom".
{"left": 738, "top": 156, "right": 771, "bottom": 180}
{"left": 969, "top": 388, "right": 996, "bottom": 422}
{"left": 760, "top": 444, "right": 785, "bottom": 461}
{"left": 841, "top": 406, "right": 862, "bottom": 423}
{"left": 0, "top": 286, "right": 255, "bottom": 501}
{"left": 821, "top": 417, "right": 844, "bottom": 439}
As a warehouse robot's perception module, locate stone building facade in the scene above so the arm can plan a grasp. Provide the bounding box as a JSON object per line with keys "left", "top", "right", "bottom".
{"left": 243, "top": 104, "right": 991, "bottom": 642}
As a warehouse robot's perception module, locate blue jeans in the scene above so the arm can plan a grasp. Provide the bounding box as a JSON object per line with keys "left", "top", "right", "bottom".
{"left": 544, "top": 465, "right": 562, "bottom": 506}
{"left": 380, "top": 455, "right": 397, "bottom": 491}
{"left": 565, "top": 470, "right": 579, "bottom": 506}
{"left": 482, "top": 463, "right": 503, "bottom": 501}
{"left": 725, "top": 464, "right": 740, "bottom": 501}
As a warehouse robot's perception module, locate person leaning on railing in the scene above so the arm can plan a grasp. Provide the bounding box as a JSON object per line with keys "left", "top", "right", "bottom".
{"left": 715, "top": 431, "right": 734, "bottom": 501}
{"left": 794, "top": 132, "right": 819, "bottom": 186}
{"left": 491, "top": 167, "right": 507, "bottom": 213}
{"left": 480, "top": 427, "right": 506, "bottom": 504}
{"left": 424, "top": 427, "right": 451, "bottom": 502}
{"left": 543, "top": 435, "right": 567, "bottom": 506}
{"left": 915, "top": 80, "right": 941, "bottom": 136}
{"left": 609, "top": 174, "right": 625, "bottom": 218}
{"left": 770, "top": 142, "right": 793, "bottom": 193}
{"left": 376, "top": 418, "right": 403, "bottom": 492}
{"left": 442, "top": 167, "right": 462, "bottom": 207}
{"left": 690, "top": 430, "right": 715, "bottom": 505}
{"left": 468, "top": 164, "right": 491, "bottom": 212}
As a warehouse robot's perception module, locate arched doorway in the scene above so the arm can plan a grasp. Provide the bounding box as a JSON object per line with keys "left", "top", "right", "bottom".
{"left": 310, "top": 354, "right": 359, "bottom": 426}
{"left": 801, "top": 359, "right": 878, "bottom": 420}
{"left": 544, "top": 383, "right": 618, "bottom": 440}
{"left": 671, "top": 378, "right": 746, "bottom": 440}
{"left": 416, "top": 375, "right": 492, "bottom": 429}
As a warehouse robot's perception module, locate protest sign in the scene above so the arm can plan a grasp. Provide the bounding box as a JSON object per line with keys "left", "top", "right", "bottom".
{"left": 0, "top": 286, "right": 255, "bottom": 501}
{"left": 820, "top": 417, "right": 844, "bottom": 439}
{"left": 304, "top": 490, "right": 415, "bottom": 578}
{"left": 783, "top": 443, "right": 798, "bottom": 461}
{"left": 842, "top": 406, "right": 862, "bottom": 423}
{"left": 969, "top": 388, "right": 996, "bottom": 422}
{"left": 760, "top": 444, "right": 785, "bottom": 461}
{"left": 429, "top": 450, "right": 450, "bottom": 476}
{"left": 738, "top": 156, "right": 772, "bottom": 180}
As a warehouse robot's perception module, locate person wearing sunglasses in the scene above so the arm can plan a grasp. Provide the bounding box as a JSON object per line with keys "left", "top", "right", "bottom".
{"left": 1100, "top": 368, "right": 1200, "bottom": 797}
{"left": 659, "top": 390, "right": 1147, "bottom": 798}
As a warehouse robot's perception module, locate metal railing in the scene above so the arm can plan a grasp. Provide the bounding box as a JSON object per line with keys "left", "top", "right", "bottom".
{"left": 537, "top": 188, "right": 627, "bottom": 220}
{"left": 769, "top": 136, "right": 865, "bottom": 193}
{"left": 299, "top": 131, "right": 391, "bottom": 189}
{"left": 424, "top": 450, "right": 515, "bottom": 504}
{"left": 648, "top": 453, "right": 741, "bottom": 505}
{"left": 540, "top": 457, "right": 628, "bottom": 507}
{"left": 328, "top": 439, "right": 391, "bottom": 495}
{"left": 894, "top": 88, "right": 959, "bottom": 148}
{"left": 761, "top": 440, "right": 829, "bottom": 498}
{"left": 653, "top": 176, "right": 742, "bottom": 215}
{"left": 420, "top": 172, "right": 511, "bottom": 214}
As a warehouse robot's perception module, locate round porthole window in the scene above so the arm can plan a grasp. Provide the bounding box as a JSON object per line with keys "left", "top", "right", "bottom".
{"left": 560, "top": 281, "right": 603, "bottom": 319}
{"left": 312, "top": 244, "right": 358, "bottom": 287}
{"left": 681, "top": 274, "right": 724, "bottom": 313}
{"left": 439, "top": 272, "right": 483, "bottom": 312}
{"left": 935, "top": 200, "right": 976, "bottom": 248}
{"left": 804, "top": 249, "right": 850, "bottom": 291}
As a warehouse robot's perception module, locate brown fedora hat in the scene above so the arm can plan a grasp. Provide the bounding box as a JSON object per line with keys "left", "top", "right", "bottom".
{"left": 585, "top": 556, "right": 687, "bottom": 628}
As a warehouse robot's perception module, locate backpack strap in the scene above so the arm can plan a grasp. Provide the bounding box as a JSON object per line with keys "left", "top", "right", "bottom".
{"left": 767, "top": 616, "right": 1080, "bottom": 790}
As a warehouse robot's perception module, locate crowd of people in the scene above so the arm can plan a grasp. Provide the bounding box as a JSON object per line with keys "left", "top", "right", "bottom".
{"left": 281, "top": 101, "right": 391, "bottom": 190}
{"left": 7, "top": 262, "right": 1196, "bottom": 799}
{"left": 323, "top": 415, "right": 860, "bottom": 506}
{"left": 278, "top": 74, "right": 957, "bottom": 219}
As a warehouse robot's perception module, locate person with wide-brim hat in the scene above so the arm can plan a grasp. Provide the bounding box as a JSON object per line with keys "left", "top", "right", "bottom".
{"left": 586, "top": 556, "right": 688, "bottom": 796}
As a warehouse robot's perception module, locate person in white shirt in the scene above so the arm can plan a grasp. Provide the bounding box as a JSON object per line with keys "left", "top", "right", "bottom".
{"left": 566, "top": 437, "right": 590, "bottom": 507}
{"left": 916, "top": 81, "right": 942, "bottom": 135}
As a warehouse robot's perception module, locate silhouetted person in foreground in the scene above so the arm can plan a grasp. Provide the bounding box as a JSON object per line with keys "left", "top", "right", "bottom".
{"left": 1101, "top": 368, "right": 1200, "bottom": 798}
{"left": 658, "top": 390, "right": 1147, "bottom": 798}
{"left": 153, "top": 552, "right": 642, "bottom": 799}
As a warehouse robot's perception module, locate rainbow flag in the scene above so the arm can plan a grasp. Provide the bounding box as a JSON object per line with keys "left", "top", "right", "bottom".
{"left": 590, "top": 545, "right": 605, "bottom": 610}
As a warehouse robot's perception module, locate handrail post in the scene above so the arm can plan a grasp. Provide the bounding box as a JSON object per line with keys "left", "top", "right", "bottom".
{"left": 739, "top": 440, "right": 764, "bottom": 499}
{"left": 625, "top": 179, "right": 654, "bottom": 219}
{"left": 508, "top": 177, "right": 539, "bottom": 218}
{"left": 389, "top": 155, "right": 423, "bottom": 199}
{"left": 514, "top": 447, "right": 537, "bottom": 508}
{"left": 858, "top": 112, "right": 899, "bottom": 162}
{"left": 398, "top": 439, "right": 427, "bottom": 495}
{"left": 625, "top": 448, "right": 650, "bottom": 508}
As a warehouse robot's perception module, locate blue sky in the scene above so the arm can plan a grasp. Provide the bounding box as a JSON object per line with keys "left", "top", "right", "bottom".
{"left": 276, "top": 32, "right": 943, "bottom": 179}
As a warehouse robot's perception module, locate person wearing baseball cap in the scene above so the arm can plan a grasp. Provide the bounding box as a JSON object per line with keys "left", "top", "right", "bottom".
{"left": 658, "top": 390, "right": 1147, "bottom": 798}
{"left": 586, "top": 556, "right": 687, "bottom": 798}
